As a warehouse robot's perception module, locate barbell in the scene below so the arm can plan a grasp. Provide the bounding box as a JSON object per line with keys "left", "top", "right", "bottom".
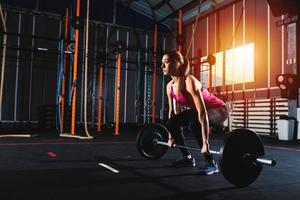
{"left": 136, "top": 123, "right": 276, "bottom": 187}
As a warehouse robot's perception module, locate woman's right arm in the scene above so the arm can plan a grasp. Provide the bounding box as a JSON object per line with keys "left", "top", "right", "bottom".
{"left": 166, "top": 82, "right": 174, "bottom": 119}
{"left": 166, "top": 81, "right": 175, "bottom": 146}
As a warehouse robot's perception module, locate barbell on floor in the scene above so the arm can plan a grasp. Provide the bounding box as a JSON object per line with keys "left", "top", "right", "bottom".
{"left": 136, "top": 123, "right": 277, "bottom": 187}
{"left": 153, "top": 140, "right": 275, "bottom": 166}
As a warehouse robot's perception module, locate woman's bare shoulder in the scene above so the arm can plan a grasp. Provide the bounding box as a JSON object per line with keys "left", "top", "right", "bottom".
{"left": 166, "top": 80, "right": 173, "bottom": 87}
{"left": 166, "top": 80, "right": 173, "bottom": 92}
{"left": 185, "top": 74, "right": 201, "bottom": 84}
{"left": 185, "top": 75, "right": 202, "bottom": 90}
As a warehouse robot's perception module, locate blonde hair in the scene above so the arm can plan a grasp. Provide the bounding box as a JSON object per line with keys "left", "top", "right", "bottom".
{"left": 164, "top": 51, "right": 190, "bottom": 91}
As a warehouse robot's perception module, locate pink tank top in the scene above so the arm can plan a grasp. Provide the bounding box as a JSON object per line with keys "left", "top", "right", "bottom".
{"left": 171, "top": 86, "right": 225, "bottom": 108}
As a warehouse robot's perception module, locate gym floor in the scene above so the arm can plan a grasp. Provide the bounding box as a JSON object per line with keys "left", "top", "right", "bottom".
{"left": 0, "top": 128, "right": 299, "bottom": 200}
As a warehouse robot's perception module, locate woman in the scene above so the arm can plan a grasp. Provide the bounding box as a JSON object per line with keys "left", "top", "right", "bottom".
{"left": 161, "top": 50, "right": 229, "bottom": 175}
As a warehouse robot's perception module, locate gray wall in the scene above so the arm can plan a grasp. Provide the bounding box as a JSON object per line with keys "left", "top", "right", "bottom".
{"left": 0, "top": 7, "right": 175, "bottom": 128}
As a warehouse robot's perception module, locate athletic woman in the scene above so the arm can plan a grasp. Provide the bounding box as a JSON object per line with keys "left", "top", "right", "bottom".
{"left": 161, "top": 50, "right": 229, "bottom": 175}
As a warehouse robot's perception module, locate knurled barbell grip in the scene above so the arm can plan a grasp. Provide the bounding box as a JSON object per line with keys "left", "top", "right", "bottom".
{"left": 209, "top": 150, "right": 221, "bottom": 155}
{"left": 154, "top": 140, "right": 168, "bottom": 146}
{"left": 155, "top": 140, "right": 220, "bottom": 155}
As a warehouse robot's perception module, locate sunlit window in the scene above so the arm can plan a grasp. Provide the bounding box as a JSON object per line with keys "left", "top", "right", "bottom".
{"left": 199, "top": 43, "right": 255, "bottom": 87}
{"left": 214, "top": 52, "right": 224, "bottom": 87}
{"left": 225, "top": 43, "right": 255, "bottom": 84}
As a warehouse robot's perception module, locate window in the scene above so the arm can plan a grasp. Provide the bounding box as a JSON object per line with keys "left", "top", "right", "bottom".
{"left": 225, "top": 43, "right": 254, "bottom": 85}
{"left": 199, "top": 43, "right": 255, "bottom": 87}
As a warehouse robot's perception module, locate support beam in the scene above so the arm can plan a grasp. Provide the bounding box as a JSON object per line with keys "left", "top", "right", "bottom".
{"left": 0, "top": 3, "right": 6, "bottom": 120}
{"left": 113, "top": 0, "right": 117, "bottom": 25}
{"left": 115, "top": 53, "right": 121, "bottom": 135}
{"left": 61, "top": 7, "right": 69, "bottom": 131}
{"left": 71, "top": 0, "right": 81, "bottom": 135}
{"left": 97, "top": 65, "right": 103, "bottom": 132}
{"left": 152, "top": 24, "right": 158, "bottom": 124}
{"left": 152, "top": 0, "right": 172, "bottom": 11}
{"left": 0, "top": 3, "right": 6, "bottom": 32}
{"left": 178, "top": 9, "right": 183, "bottom": 52}
{"left": 158, "top": 0, "right": 209, "bottom": 23}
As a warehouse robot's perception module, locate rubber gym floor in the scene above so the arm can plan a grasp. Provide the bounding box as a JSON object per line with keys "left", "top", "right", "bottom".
{"left": 0, "top": 128, "right": 299, "bottom": 200}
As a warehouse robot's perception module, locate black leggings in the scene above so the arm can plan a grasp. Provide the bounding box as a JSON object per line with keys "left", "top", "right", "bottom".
{"left": 165, "top": 105, "right": 229, "bottom": 158}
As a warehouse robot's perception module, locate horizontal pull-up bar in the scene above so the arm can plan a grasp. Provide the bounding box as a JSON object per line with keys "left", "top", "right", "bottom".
{"left": 37, "top": 47, "right": 73, "bottom": 54}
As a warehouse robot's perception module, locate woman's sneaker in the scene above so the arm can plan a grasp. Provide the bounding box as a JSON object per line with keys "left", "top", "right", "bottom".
{"left": 171, "top": 156, "right": 196, "bottom": 167}
{"left": 197, "top": 161, "right": 219, "bottom": 175}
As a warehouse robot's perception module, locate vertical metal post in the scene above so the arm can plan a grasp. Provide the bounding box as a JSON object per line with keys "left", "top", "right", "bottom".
{"left": 0, "top": 33, "right": 7, "bottom": 120}
{"left": 114, "top": 29, "right": 119, "bottom": 123}
{"left": 270, "top": 98, "right": 275, "bottom": 135}
{"left": 267, "top": 4, "right": 271, "bottom": 98}
{"left": 35, "top": 0, "right": 39, "bottom": 10}
{"left": 115, "top": 53, "right": 121, "bottom": 135}
{"left": 231, "top": 4, "right": 235, "bottom": 100}
{"left": 143, "top": 34, "right": 148, "bottom": 123}
{"left": 57, "top": 20, "right": 62, "bottom": 131}
{"left": 61, "top": 8, "right": 69, "bottom": 131}
{"left": 68, "top": 5, "right": 75, "bottom": 108}
{"left": 215, "top": 12, "right": 217, "bottom": 53}
{"left": 113, "top": 0, "right": 117, "bottom": 25}
{"left": 28, "top": 15, "right": 36, "bottom": 121}
{"left": 71, "top": 0, "right": 81, "bottom": 135}
{"left": 0, "top": 7, "right": 7, "bottom": 120}
{"left": 192, "top": 24, "right": 195, "bottom": 75}
{"left": 14, "top": 13, "right": 22, "bottom": 122}
{"left": 92, "top": 25, "right": 98, "bottom": 127}
{"left": 243, "top": 99, "right": 246, "bottom": 127}
{"left": 152, "top": 24, "right": 157, "bottom": 124}
{"left": 297, "top": 8, "right": 300, "bottom": 106}
{"left": 124, "top": 31, "right": 129, "bottom": 123}
{"left": 103, "top": 27, "right": 109, "bottom": 124}
{"left": 97, "top": 65, "right": 103, "bottom": 132}
{"left": 242, "top": 0, "right": 246, "bottom": 92}
{"left": 206, "top": 17, "right": 209, "bottom": 56}
{"left": 281, "top": 15, "right": 285, "bottom": 74}
{"left": 207, "top": 17, "right": 212, "bottom": 91}
{"left": 80, "top": 21, "right": 86, "bottom": 123}
{"left": 178, "top": 9, "right": 183, "bottom": 52}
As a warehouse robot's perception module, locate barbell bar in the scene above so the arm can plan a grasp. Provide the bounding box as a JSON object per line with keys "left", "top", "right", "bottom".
{"left": 154, "top": 140, "right": 220, "bottom": 154}
{"left": 153, "top": 140, "right": 276, "bottom": 166}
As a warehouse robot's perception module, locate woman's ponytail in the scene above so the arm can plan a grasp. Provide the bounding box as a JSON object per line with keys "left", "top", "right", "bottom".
{"left": 179, "top": 56, "right": 190, "bottom": 76}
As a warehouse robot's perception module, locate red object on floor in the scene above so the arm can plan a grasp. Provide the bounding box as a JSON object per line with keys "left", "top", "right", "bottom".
{"left": 47, "top": 151, "right": 57, "bottom": 158}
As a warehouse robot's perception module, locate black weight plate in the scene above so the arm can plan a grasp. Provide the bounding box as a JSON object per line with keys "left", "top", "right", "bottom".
{"left": 136, "top": 123, "right": 169, "bottom": 159}
{"left": 219, "top": 128, "right": 264, "bottom": 187}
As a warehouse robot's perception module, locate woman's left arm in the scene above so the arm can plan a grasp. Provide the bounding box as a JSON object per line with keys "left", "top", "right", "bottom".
{"left": 185, "top": 75, "right": 210, "bottom": 153}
